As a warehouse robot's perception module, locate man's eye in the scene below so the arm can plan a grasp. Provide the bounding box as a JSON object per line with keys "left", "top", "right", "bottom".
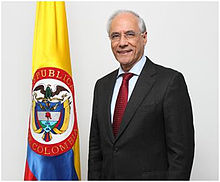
{"left": 126, "top": 32, "right": 135, "bottom": 38}
{"left": 111, "top": 34, "right": 120, "bottom": 39}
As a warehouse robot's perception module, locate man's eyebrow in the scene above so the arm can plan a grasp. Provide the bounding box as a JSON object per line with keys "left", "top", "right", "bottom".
{"left": 110, "top": 32, "right": 120, "bottom": 35}
{"left": 110, "top": 30, "right": 135, "bottom": 35}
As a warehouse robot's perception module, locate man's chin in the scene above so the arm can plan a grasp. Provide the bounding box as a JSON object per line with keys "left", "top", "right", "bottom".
{"left": 116, "top": 57, "right": 132, "bottom": 65}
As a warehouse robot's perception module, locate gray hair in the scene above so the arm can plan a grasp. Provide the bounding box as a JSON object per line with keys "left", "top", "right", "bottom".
{"left": 107, "top": 10, "right": 147, "bottom": 35}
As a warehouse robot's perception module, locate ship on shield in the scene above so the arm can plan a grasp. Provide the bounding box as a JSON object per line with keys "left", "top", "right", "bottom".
{"left": 31, "top": 84, "right": 71, "bottom": 142}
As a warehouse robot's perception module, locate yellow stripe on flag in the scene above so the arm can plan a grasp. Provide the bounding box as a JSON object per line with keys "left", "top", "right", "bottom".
{"left": 32, "top": 2, "right": 72, "bottom": 77}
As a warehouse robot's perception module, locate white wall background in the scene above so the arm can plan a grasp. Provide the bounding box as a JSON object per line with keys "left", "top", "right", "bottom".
{"left": 1, "top": 1, "right": 218, "bottom": 180}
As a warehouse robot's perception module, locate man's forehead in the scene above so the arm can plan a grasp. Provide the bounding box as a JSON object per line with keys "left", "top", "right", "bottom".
{"left": 112, "top": 12, "right": 138, "bottom": 23}
{"left": 110, "top": 13, "right": 139, "bottom": 32}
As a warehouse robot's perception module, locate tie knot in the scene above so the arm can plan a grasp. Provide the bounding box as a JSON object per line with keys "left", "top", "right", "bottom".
{"left": 122, "top": 73, "right": 133, "bottom": 82}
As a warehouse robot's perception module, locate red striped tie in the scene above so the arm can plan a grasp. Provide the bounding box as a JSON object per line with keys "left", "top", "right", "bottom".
{"left": 113, "top": 73, "right": 133, "bottom": 137}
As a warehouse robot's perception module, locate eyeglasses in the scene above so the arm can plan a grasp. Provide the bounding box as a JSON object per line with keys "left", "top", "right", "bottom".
{"left": 109, "top": 31, "right": 143, "bottom": 42}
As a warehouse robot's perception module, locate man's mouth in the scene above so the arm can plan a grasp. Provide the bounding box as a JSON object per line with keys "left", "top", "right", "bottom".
{"left": 117, "top": 49, "right": 133, "bottom": 55}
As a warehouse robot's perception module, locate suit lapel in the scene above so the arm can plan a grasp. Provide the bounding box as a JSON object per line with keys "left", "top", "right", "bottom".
{"left": 102, "top": 70, "right": 118, "bottom": 143}
{"left": 115, "top": 58, "right": 157, "bottom": 142}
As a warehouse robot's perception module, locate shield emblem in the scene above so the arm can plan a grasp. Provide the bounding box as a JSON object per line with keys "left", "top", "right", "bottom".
{"left": 34, "top": 101, "right": 65, "bottom": 142}
{"left": 31, "top": 84, "right": 71, "bottom": 142}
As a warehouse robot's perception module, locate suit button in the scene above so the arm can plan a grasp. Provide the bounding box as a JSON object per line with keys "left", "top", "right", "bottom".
{"left": 114, "top": 147, "right": 119, "bottom": 152}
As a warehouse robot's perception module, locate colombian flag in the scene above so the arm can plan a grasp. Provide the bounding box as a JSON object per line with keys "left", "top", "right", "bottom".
{"left": 24, "top": 2, "right": 81, "bottom": 180}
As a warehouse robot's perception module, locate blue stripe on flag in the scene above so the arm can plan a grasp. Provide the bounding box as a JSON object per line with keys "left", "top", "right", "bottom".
{"left": 27, "top": 144, "right": 78, "bottom": 180}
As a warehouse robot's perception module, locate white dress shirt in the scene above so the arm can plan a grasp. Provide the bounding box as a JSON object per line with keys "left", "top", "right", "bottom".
{"left": 110, "top": 55, "right": 147, "bottom": 123}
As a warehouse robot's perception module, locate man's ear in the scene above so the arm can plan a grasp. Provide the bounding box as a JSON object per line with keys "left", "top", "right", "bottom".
{"left": 143, "top": 32, "right": 147, "bottom": 44}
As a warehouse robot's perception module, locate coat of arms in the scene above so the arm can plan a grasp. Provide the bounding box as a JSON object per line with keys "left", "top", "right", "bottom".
{"left": 32, "top": 84, "right": 71, "bottom": 142}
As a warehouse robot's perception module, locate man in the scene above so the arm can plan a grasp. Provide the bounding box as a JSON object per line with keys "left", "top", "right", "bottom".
{"left": 88, "top": 10, "right": 194, "bottom": 180}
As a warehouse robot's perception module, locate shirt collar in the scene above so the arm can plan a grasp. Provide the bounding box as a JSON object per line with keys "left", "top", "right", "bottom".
{"left": 117, "top": 55, "right": 146, "bottom": 78}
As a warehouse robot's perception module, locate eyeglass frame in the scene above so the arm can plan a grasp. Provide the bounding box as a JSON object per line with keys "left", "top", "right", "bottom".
{"left": 109, "top": 30, "right": 146, "bottom": 42}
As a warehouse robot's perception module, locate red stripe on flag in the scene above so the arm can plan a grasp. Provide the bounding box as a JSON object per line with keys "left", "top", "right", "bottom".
{"left": 24, "top": 160, "right": 37, "bottom": 180}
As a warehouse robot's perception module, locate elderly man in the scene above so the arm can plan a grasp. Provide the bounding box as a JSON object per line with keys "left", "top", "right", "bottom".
{"left": 88, "top": 10, "right": 194, "bottom": 180}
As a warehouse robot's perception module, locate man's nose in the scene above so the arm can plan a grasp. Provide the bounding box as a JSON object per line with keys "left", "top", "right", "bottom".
{"left": 119, "top": 34, "right": 128, "bottom": 48}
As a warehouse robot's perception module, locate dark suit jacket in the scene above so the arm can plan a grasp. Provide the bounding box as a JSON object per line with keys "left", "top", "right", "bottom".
{"left": 88, "top": 57, "right": 194, "bottom": 180}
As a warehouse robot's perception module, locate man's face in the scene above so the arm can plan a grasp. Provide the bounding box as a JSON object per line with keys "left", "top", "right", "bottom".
{"left": 109, "top": 13, "right": 147, "bottom": 72}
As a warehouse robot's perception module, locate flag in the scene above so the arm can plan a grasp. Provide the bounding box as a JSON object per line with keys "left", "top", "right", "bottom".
{"left": 24, "top": 2, "right": 81, "bottom": 180}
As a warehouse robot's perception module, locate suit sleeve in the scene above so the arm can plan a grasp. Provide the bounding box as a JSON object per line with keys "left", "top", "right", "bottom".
{"left": 163, "top": 72, "right": 195, "bottom": 180}
{"left": 88, "top": 81, "right": 103, "bottom": 180}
